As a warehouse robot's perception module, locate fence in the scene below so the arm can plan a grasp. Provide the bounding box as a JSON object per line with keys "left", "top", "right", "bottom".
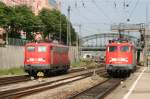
{"left": 8, "top": 38, "right": 29, "bottom": 46}
{"left": 0, "top": 45, "right": 24, "bottom": 69}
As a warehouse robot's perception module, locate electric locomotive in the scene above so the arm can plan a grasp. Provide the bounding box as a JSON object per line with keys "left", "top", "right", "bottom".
{"left": 105, "top": 38, "right": 137, "bottom": 77}
{"left": 24, "top": 42, "right": 70, "bottom": 76}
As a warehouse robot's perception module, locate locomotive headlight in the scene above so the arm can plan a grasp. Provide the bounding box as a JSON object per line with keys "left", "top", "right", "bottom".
{"left": 27, "top": 59, "right": 30, "bottom": 62}
{"left": 38, "top": 58, "right": 46, "bottom": 62}
{"left": 120, "top": 58, "right": 128, "bottom": 62}
{"left": 110, "top": 58, "right": 117, "bottom": 62}
{"left": 27, "top": 58, "right": 34, "bottom": 62}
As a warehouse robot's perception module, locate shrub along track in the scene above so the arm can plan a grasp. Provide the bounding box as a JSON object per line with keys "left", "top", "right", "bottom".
{"left": 0, "top": 67, "right": 106, "bottom": 99}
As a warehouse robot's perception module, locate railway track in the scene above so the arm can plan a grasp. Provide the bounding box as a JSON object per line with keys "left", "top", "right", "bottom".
{"left": 0, "top": 64, "right": 105, "bottom": 86}
{"left": 0, "top": 67, "right": 106, "bottom": 99}
{"left": 68, "top": 78, "right": 121, "bottom": 99}
{"left": 0, "top": 75, "right": 30, "bottom": 86}
{"left": 0, "top": 68, "right": 87, "bottom": 86}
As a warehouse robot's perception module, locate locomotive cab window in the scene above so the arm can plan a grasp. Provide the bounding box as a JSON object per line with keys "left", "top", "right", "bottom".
{"left": 108, "top": 46, "right": 117, "bottom": 52}
{"left": 120, "top": 46, "right": 129, "bottom": 52}
{"left": 38, "top": 46, "right": 46, "bottom": 52}
{"left": 27, "top": 46, "right": 35, "bottom": 52}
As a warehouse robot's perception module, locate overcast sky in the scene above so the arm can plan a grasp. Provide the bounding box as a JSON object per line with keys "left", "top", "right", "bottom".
{"left": 61, "top": 0, "right": 150, "bottom": 37}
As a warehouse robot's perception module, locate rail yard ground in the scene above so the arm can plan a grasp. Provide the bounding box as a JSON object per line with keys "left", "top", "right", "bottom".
{"left": 19, "top": 66, "right": 149, "bottom": 99}
{"left": 1, "top": 65, "right": 150, "bottom": 99}
{"left": 22, "top": 76, "right": 106, "bottom": 99}
{"left": 105, "top": 66, "right": 150, "bottom": 99}
{"left": 0, "top": 65, "right": 106, "bottom": 99}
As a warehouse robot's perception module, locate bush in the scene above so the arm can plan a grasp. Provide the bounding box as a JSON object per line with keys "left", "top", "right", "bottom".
{"left": 0, "top": 67, "right": 26, "bottom": 76}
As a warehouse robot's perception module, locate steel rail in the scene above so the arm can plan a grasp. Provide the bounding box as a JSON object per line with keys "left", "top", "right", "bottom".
{"left": 0, "top": 75, "right": 30, "bottom": 86}
{"left": 0, "top": 68, "right": 106, "bottom": 98}
{"left": 68, "top": 78, "right": 121, "bottom": 99}
{"left": 0, "top": 64, "right": 105, "bottom": 86}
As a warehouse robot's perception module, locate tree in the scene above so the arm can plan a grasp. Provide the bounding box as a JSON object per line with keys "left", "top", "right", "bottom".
{"left": 39, "top": 8, "right": 76, "bottom": 44}
{"left": 0, "top": 2, "right": 13, "bottom": 27}
{"left": 2, "top": 5, "right": 43, "bottom": 40}
{"left": 0, "top": 3, "right": 44, "bottom": 40}
{"left": 9, "top": 5, "right": 43, "bottom": 39}
{"left": 0, "top": 2, "right": 77, "bottom": 43}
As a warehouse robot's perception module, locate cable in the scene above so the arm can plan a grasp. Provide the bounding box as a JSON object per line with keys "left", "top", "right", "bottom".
{"left": 73, "top": 0, "right": 113, "bottom": 24}
{"left": 91, "top": 0, "right": 113, "bottom": 23}
{"left": 62, "top": 0, "right": 113, "bottom": 36}
{"left": 73, "top": 0, "right": 104, "bottom": 23}
{"left": 128, "top": 0, "right": 140, "bottom": 19}
{"left": 71, "top": 1, "right": 112, "bottom": 30}
{"left": 63, "top": 0, "right": 113, "bottom": 26}
{"left": 74, "top": 22, "right": 111, "bottom": 25}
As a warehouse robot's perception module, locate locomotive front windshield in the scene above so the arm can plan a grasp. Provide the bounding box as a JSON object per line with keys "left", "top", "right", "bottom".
{"left": 120, "top": 46, "right": 129, "bottom": 52}
{"left": 27, "top": 46, "right": 35, "bottom": 52}
{"left": 108, "top": 45, "right": 130, "bottom": 52}
{"left": 38, "top": 46, "right": 46, "bottom": 52}
{"left": 108, "top": 46, "right": 117, "bottom": 52}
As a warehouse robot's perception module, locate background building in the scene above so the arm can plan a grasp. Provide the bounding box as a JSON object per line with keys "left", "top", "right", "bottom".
{"left": 1, "top": 0, "right": 59, "bottom": 15}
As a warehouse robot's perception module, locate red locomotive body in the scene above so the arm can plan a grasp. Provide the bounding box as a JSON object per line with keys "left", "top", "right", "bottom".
{"left": 24, "top": 42, "right": 70, "bottom": 76}
{"left": 105, "top": 39, "right": 136, "bottom": 77}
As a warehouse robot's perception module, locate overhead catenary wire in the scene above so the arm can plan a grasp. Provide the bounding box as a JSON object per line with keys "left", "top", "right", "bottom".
{"left": 73, "top": 0, "right": 105, "bottom": 23}
{"left": 73, "top": 0, "right": 113, "bottom": 35}
{"left": 66, "top": 0, "right": 111, "bottom": 35}
{"left": 111, "top": 0, "right": 139, "bottom": 22}
{"left": 128, "top": 0, "right": 140, "bottom": 19}
{"left": 61, "top": 0, "right": 145, "bottom": 37}
{"left": 63, "top": 0, "right": 113, "bottom": 25}
{"left": 91, "top": 0, "right": 113, "bottom": 23}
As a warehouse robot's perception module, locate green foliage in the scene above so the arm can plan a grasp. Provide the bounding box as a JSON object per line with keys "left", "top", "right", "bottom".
{"left": 71, "top": 61, "right": 87, "bottom": 67}
{"left": 0, "top": 2, "right": 77, "bottom": 44}
{"left": 8, "top": 5, "right": 43, "bottom": 39}
{"left": 0, "top": 67, "right": 26, "bottom": 76}
{"left": 39, "top": 8, "right": 76, "bottom": 44}
{"left": 0, "top": 2, "right": 12, "bottom": 27}
{"left": 71, "top": 59, "right": 100, "bottom": 69}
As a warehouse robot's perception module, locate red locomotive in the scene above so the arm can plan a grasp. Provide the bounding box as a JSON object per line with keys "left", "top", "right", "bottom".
{"left": 105, "top": 38, "right": 137, "bottom": 77}
{"left": 24, "top": 42, "right": 70, "bottom": 76}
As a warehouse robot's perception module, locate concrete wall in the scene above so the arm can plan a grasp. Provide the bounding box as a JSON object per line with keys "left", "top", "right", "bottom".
{"left": 0, "top": 46, "right": 24, "bottom": 69}
{"left": 0, "top": 46, "right": 79, "bottom": 69}
{"left": 69, "top": 46, "right": 79, "bottom": 63}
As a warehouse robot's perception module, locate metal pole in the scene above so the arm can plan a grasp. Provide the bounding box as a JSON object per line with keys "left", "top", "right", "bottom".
{"left": 146, "top": 4, "right": 149, "bottom": 26}
{"left": 145, "top": 4, "right": 149, "bottom": 67}
{"left": 68, "top": 6, "right": 71, "bottom": 46}
{"left": 6, "top": 26, "right": 10, "bottom": 45}
{"left": 67, "top": 6, "right": 71, "bottom": 46}
{"left": 78, "top": 24, "right": 81, "bottom": 61}
{"left": 59, "top": 1, "right": 62, "bottom": 43}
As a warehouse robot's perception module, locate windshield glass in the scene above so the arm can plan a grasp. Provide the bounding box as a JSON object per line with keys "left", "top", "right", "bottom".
{"left": 27, "top": 46, "right": 35, "bottom": 52}
{"left": 38, "top": 46, "right": 46, "bottom": 52}
{"left": 109, "top": 46, "right": 117, "bottom": 52}
{"left": 120, "top": 46, "right": 129, "bottom": 52}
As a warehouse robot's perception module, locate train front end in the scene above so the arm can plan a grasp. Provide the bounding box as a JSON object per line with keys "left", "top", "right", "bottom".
{"left": 24, "top": 43, "right": 50, "bottom": 76}
{"left": 106, "top": 40, "right": 136, "bottom": 77}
